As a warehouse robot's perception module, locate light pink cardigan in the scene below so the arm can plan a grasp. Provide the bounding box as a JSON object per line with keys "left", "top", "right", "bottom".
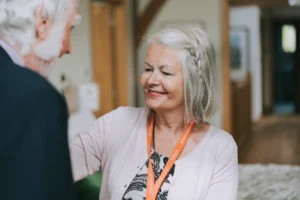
{"left": 70, "top": 106, "right": 238, "bottom": 200}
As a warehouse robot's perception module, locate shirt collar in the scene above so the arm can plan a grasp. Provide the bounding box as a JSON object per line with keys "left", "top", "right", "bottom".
{"left": 0, "top": 40, "right": 24, "bottom": 67}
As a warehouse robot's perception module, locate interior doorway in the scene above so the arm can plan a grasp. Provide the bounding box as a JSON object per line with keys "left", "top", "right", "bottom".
{"left": 272, "top": 19, "right": 300, "bottom": 115}
{"left": 273, "top": 21, "right": 297, "bottom": 114}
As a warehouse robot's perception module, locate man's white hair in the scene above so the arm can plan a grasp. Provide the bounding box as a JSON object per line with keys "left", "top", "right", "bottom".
{"left": 0, "top": 0, "right": 78, "bottom": 54}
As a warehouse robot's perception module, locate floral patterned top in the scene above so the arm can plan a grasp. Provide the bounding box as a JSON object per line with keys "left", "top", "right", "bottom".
{"left": 122, "top": 149, "right": 176, "bottom": 200}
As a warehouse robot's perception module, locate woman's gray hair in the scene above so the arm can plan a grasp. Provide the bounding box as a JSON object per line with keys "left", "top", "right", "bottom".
{"left": 146, "top": 26, "right": 221, "bottom": 124}
{"left": 0, "top": 0, "right": 80, "bottom": 54}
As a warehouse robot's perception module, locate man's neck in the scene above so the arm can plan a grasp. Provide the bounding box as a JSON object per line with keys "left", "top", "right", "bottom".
{"left": 0, "top": 39, "right": 24, "bottom": 67}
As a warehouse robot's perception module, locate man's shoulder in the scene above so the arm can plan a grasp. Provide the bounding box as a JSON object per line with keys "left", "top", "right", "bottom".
{"left": 1, "top": 61, "right": 63, "bottom": 103}
{"left": 14, "top": 64, "right": 57, "bottom": 94}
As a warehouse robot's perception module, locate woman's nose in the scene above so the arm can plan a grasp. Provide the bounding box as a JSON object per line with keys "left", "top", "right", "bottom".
{"left": 147, "top": 71, "right": 160, "bottom": 85}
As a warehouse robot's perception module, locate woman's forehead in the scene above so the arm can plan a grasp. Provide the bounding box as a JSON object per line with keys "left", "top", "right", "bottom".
{"left": 144, "top": 61, "right": 171, "bottom": 69}
{"left": 145, "top": 44, "right": 182, "bottom": 67}
{"left": 147, "top": 42, "right": 180, "bottom": 55}
{"left": 144, "top": 58, "right": 182, "bottom": 69}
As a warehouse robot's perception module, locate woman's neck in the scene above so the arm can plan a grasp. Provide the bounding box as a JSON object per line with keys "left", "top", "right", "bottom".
{"left": 154, "top": 108, "right": 186, "bottom": 136}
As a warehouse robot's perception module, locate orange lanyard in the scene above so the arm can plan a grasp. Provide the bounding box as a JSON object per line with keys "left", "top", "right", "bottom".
{"left": 146, "top": 116, "right": 195, "bottom": 200}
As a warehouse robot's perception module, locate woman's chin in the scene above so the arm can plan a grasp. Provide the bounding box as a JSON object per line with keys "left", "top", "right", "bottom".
{"left": 145, "top": 101, "right": 162, "bottom": 110}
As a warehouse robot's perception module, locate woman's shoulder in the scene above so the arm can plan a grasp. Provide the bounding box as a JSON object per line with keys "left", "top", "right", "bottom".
{"left": 206, "top": 125, "right": 237, "bottom": 151}
{"left": 100, "top": 106, "right": 147, "bottom": 124}
{"left": 113, "top": 106, "right": 146, "bottom": 118}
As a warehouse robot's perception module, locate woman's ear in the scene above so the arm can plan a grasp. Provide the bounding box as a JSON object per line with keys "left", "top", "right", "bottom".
{"left": 35, "top": 5, "right": 52, "bottom": 41}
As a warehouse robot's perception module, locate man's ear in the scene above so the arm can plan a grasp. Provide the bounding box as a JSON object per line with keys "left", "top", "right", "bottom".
{"left": 35, "top": 5, "right": 52, "bottom": 41}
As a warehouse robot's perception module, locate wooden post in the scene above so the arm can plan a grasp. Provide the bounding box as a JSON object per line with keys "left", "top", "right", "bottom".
{"left": 221, "top": 0, "right": 232, "bottom": 133}
{"left": 90, "top": 2, "right": 115, "bottom": 117}
{"left": 113, "top": 1, "right": 129, "bottom": 107}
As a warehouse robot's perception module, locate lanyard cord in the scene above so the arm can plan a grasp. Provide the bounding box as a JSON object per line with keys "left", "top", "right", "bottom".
{"left": 146, "top": 115, "right": 195, "bottom": 200}
{"left": 152, "top": 123, "right": 155, "bottom": 150}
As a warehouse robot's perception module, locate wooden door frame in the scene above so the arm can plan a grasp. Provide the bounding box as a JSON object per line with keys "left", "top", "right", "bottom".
{"left": 261, "top": 15, "right": 275, "bottom": 115}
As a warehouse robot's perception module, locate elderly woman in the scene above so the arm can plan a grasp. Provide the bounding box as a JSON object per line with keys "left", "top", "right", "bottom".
{"left": 70, "top": 27, "right": 238, "bottom": 200}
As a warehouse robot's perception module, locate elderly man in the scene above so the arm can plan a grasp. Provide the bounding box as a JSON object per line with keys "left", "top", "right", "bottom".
{"left": 0, "top": 0, "right": 80, "bottom": 199}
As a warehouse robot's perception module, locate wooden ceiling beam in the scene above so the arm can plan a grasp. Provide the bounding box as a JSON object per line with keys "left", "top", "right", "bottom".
{"left": 109, "top": 0, "right": 121, "bottom": 2}
{"left": 108, "top": 0, "right": 123, "bottom": 5}
{"left": 230, "top": 0, "right": 289, "bottom": 7}
{"left": 132, "top": 0, "right": 168, "bottom": 106}
{"left": 136, "top": 0, "right": 168, "bottom": 47}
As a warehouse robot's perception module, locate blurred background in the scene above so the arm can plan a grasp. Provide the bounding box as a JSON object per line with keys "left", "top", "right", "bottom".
{"left": 49, "top": 0, "right": 300, "bottom": 199}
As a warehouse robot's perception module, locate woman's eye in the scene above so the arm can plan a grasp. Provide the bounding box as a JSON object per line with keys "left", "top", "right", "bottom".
{"left": 162, "top": 71, "right": 172, "bottom": 76}
{"left": 145, "top": 68, "right": 152, "bottom": 72}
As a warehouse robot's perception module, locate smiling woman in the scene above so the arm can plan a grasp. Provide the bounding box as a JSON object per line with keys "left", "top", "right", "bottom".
{"left": 70, "top": 26, "right": 238, "bottom": 200}
{"left": 141, "top": 42, "right": 185, "bottom": 114}
{"left": 141, "top": 27, "right": 220, "bottom": 125}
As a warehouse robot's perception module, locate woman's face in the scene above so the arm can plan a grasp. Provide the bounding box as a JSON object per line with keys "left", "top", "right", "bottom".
{"left": 140, "top": 43, "right": 185, "bottom": 112}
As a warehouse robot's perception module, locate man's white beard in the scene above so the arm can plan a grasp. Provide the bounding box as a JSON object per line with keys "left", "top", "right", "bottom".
{"left": 33, "top": 22, "right": 66, "bottom": 77}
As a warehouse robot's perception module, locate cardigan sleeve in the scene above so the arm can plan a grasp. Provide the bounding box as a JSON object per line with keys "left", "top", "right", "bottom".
{"left": 204, "top": 136, "right": 238, "bottom": 200}
{"left": 69, "top": 109, "right": 115, "bottom": 182}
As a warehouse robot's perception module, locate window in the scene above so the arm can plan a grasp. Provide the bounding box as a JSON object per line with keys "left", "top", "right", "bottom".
{"left": 282, "top": 25, "right": 296, "bottom": 53}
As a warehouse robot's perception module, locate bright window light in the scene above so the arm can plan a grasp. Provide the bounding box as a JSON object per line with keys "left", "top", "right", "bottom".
{"left": 282, "top": 25, "right": 296, "bottom": 53}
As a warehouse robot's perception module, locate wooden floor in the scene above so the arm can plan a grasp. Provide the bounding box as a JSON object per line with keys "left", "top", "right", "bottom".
{"left": 239, "top": 115, "right": 300, "bottom": 165}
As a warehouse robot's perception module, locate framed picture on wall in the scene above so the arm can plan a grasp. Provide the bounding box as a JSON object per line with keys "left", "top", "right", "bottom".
{"left": 230, "top": 26, "right": 250, "bottom": 81}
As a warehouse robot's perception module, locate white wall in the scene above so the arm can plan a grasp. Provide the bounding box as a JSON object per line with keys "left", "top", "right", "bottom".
{"left": 137, "top": 0, "right": 223, "bottom": 128}
{"left": 49, "top": 0, "right": 93, "bottom": 91}
{"left": 230, "top": 6, "right": 262, "bottom": 121}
